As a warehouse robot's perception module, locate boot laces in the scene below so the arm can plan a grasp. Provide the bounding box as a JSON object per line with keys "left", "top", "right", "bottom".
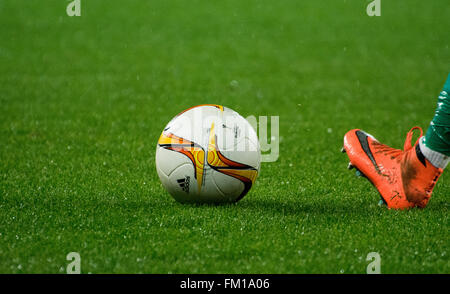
{"left": 403, "top": 127, "right": 423, "bottom": 151}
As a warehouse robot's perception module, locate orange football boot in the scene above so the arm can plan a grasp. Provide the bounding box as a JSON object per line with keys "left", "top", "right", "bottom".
{"left": 342, "top": 127, "right": 443, "bottom": 209}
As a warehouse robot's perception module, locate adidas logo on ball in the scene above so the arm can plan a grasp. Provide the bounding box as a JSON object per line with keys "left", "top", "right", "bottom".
{"left": 177, "top": 176, "right": 190, "bottom": 193}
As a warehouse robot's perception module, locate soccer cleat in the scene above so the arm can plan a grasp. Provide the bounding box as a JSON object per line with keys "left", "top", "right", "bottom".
{"left": 342, "top": 127, "right": 443, "bottom": 209}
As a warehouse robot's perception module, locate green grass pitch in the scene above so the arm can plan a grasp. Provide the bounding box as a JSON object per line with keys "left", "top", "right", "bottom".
{"left": 0, "top": 0, "right": 449, "bottom": 273}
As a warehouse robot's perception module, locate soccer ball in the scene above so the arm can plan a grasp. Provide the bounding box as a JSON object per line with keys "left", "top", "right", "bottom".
{"left": 155, "top": 104, "right": 261, "bottom": 203}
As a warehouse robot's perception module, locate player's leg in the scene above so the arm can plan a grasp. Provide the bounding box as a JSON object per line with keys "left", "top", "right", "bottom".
{"left": 341, "top": 73, "right": 449, "bottom": 209}
{"left": 421, "top": 73, "right": 450, "bottom": 168}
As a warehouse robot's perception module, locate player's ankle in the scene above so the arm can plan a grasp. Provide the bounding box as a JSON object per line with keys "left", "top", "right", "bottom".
{"left": 419, "top": 137, "right": 450, "bottom": 169}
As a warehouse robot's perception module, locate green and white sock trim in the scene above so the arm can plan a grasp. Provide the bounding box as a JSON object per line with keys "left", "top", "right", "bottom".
{"left": 420, "top": 136, "right": 450, "bottom": 169}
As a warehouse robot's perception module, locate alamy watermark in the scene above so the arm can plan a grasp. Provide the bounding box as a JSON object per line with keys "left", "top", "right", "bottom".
{"left": 162, "top": 107, "right": 279, "bottom": 163}
{"left": 66, "top": 0, "right": 81, "bottom": 17}
{"left": 66, "top": 252, "right": 81, "bottom": 274}
{"left": 366, "top": 252, "right": 381, "bottom": 274}
{"left": 366, "top": 0, "right": 381, "bottom": 17}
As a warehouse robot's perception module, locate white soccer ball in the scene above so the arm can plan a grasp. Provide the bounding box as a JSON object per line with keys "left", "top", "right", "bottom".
{"left": 155, "top": 104, "right": 261, "bottom": 203}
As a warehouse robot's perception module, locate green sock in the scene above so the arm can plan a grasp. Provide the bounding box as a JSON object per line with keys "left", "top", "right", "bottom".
{"left": 423, "top": 73, "right": 450, "bottom": 156}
